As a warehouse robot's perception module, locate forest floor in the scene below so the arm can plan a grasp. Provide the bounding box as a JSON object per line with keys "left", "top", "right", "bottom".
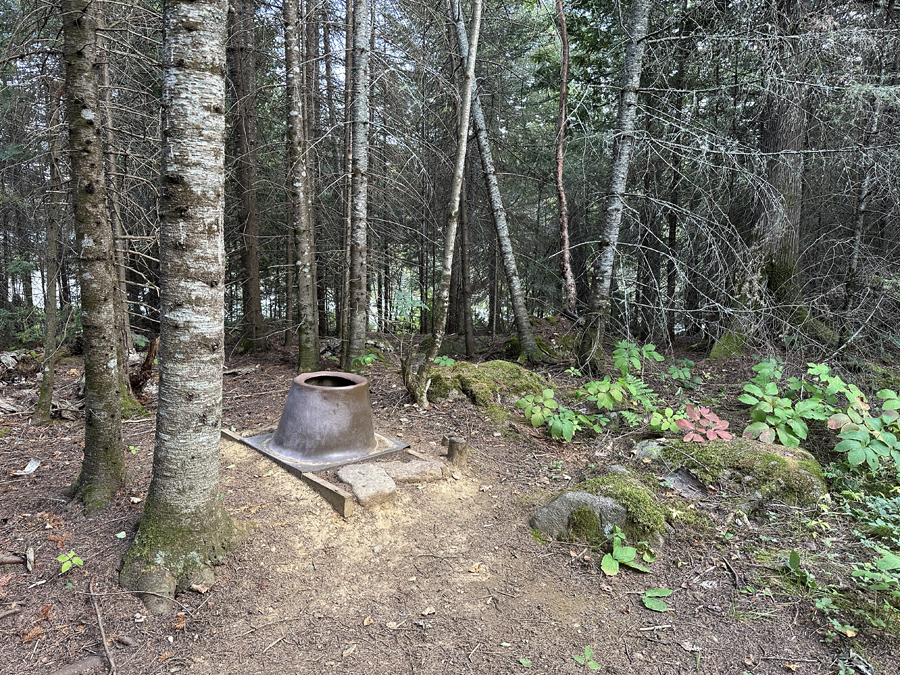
{"left": 1, "top": 330, "right": 898, "bottom": 675}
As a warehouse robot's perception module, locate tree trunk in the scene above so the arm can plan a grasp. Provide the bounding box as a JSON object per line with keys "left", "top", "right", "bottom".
{"left": 33, "top": 79, "right": 64, "bottom": 426}
{"left": 449, "top": 2, "right": 542, "bottom": 362}
{"left": 460, "top": 175, "right": 475, "bottom": 358}
{"left": 578, "top": 0, "right": 652, "bottom": 368}
{"left": 343, "top": 0, "right": 370, "bottom": 369}
{"left": 228, "top": 0, "right": 265, "bottom": 351}
{"left": 554, "top": 0, "right": 576, "bottom": 313}
{"left": 284, "top": 0, "right": 320, "bottom": 371}
{"left": 62, "top": 0, "right": 126, "bottom": 513}
{"left": 120, "top": 0, "right": 236, "bottom": 613}
{"left": 407, "top": 0, "right": 481, "bottom": 408}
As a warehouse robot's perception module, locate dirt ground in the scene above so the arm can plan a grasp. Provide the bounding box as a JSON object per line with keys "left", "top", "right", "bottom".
{"left": 1, "top": 340, "right": 898, "bottom": 674}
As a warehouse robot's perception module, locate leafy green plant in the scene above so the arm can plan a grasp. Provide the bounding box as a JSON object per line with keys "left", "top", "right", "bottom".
{"left": 572, "top": 646, "right": 601, "bottom": 670}
{"left": 828, "top": 390, "right": 900, "bottom": 472}
{"left": 600, "top": 526, "right": 649, "bottom": 575}
{"left": 649, "top": 407, "right": 686, "bottom": 433}
{"left": 516, "top": 389, "right": 607, "bottom": 441}
{"left": 783, "top": 549, "right": 816, "bottom": 589}
{"left": 641, "top": 588, "right": 674, "bottom": 612}
{"left": 517, "top": 389, "right": 559, "bottom": 428}
{"left": 350, "top": 353, "right": 377, "bottom": 373}
{"left": 665, "top": 359, "right": 703, "bottom": 390}
{"left": 434, "top": 355, "right": 455, "bottom": 367}
{"left": 565, "top": 366, "right": 583, "bottom": 378}
{"left": 612, "top": 341, "right": 664, "bottom": 378}
{"left": 851, "top": 548, "right": 900, "bottom": 605}
{"left": 57, "top": 550, "right": 84, "bottom": 574}
{"left": 739, "top": 360, "right": 832, "bottom": 447}
{"left": 676, "top": 404, "right": 733, "bottom": 442}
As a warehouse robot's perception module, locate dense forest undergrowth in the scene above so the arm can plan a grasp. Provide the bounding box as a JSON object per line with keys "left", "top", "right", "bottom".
{"left": 2, "top": 323, "right": 900, "bottom": 674}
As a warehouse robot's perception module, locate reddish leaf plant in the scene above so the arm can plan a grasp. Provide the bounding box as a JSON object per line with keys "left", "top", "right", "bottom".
{"left": 675, "top": 404, "right": 733, "bottom": 443}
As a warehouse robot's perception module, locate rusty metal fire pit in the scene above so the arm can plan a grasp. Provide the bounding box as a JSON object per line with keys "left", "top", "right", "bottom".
{"left": 243, "top": 371, "right": 407, "bottom": 473}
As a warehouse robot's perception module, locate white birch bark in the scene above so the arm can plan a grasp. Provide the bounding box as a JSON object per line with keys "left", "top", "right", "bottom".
{"left": 408, "top": 0, "right": 481, "bottom": 407}
{"left": 284, "top": 0, "right": 320, "bottom": 371}
{"left": 62, "top": 0, "right": 126, "bottom": 512}
{"left": 449, "top": 1, "right": 542, "bottom": 362}
{"left": 121, "top": 0, "right": 235, "bottom": 612}
{"left": 579, "top": 0, "right": 652, "bottom": 366}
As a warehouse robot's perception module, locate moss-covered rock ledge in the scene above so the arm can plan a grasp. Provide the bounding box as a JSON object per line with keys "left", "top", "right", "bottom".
{"left": 655, "top": 438, "right": 826, "bottom": 507}
{"left": 426, "top": 360, "right": 545, "bottom": 410}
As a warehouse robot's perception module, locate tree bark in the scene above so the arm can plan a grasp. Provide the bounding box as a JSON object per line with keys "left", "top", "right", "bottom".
{"left": 578, "top": 0, "right": 652, "bottom": 368}
{"left": 121, "top": 0, "right": 236, "bottom": 613}
{"left": 228, "top": 0, "right": 265, "bottom": 351}
{"left": 33, "top": 79, "right": 64, "bottom": 426}
{"left": 554, "top": 0, "right": 576, "bottom": 313}
{"left": 449, "top": 2, "right": 542, "bottom": 362}
{"left": 62, "top": 0, "right": 126, "bottom": 512}
{"left": 343, "top": 0, "right": 371, "bottom": 369}
{"left": 407, "top": 0, "right": 481, "bottom": 408}
{"left": 284, "top": 0, "right": 320, "bottom": 371}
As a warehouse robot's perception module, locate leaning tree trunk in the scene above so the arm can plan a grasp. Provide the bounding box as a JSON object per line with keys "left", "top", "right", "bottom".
{"left": 62, "top": 0, "right": 126, "bottom": 513}
{"left": 343, "top": 0, "right": 370, "bottom": 369}
{"left": 554, "top": 0, "right": 576, "bottom": 313}
{"left": 578, "top": 0, "right": 652, "bottom": 369}
{"left": 406, "top": 0, "right": 481, "bottom": 408}
{"left": 33, "top": 79, "right": 64, "bottom": 426}
{"left": 228, "top": 0, "right": 266, "bottom": 351}
{"left": 284, "top": 0, "right": 320, "bottom": 371}
{"left": 121, "top": 0, "right": 237, "bottom": 613}
{"left": 450, "top": 3, "right": 542, "bottom": 363}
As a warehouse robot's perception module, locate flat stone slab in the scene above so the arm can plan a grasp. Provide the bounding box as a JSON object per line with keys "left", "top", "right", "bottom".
{"left": 379, "top": 460, "right": 445, "bottom": 483}
{"left": 337, "top": 464, "right": 396, "bottom": 507}
{"left": 529, "top": 491, "right": 626, "bottom": 540}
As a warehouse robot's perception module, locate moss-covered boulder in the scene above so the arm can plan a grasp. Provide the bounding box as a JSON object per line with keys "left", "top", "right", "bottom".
{"left": 658, "top": 438, "right": 826, "bottom": 507}
{"left": 572, "top": 474, "right": 668, "bottom": 541}
{"left": 426, "top": 360, "right": 545, "bottom": 408}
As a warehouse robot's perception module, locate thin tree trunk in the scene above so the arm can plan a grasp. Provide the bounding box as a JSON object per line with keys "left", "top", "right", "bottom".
{"left": 344, "top": 0, "right": 371, "bottom": 368}
{"left": 33, "top": 79, "right": 64, "bottom": 426}
{"left": 554, "top": 0, "right": 576, "bottom": 313}
{"left": 844, "top": 98, "right": 882, "bottom": 314}
{"left": 228, "top": 0, "right": 265, "bottom": 350}
{"left": 62, "top": 0, "right": 126, "bottom": 513}
{"left": 578, "top": 0, "right": 652, "bottom": 368}
{"left": 285, "top": 0, "right": 320, "bottom": 371}
{"left": 449, "top": 2, "right": 542, "bottom": 362}
{"left": 460, "top": 174, "right": 475, "bottom": 358}
{"left": 121, "top": 0, "right": 236, "bottom": 613}
{"left": 407, "top": 0, "right": 481, "bottom": 407}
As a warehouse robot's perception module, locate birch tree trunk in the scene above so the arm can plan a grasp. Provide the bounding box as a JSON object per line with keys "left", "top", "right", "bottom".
{"left": 554, "top": 0, "right": 576, "bottom": 313}
{"left": 343, "top": 0, "right": 370, "bottom": 369}
{"left": 284, "top": 0, "right": 320, "bottom": 371}
{"left": 228, "top": 0, "right": 265, "bottom": 351}
{"left": 33, "top": 79, "right": 64, "bottom": 426}
{"left": 406, "top": 0, "right": 481, "bottom": 408}
{"left": 578, "top": 0, "right": 652, "bottom": 368}
{"left": 449, "top": 1, "right": 542, "bottom": 362}
{"left": 62, "top": 0, "right": 126, "bottom": 512}
{"left": 121, "top": 0, "right": 236, "bottom": 613}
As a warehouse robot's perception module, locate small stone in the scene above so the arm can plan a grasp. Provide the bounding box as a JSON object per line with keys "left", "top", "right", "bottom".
{"left": 337, "top": 464, "right": 396, "bottom": 506}
{"left": 633, "top": 439, "right": 665, "bottom": 463}
{"left": 529, "top": 491, "right": 627, "bottom": 539}
{"left": 379, "top": 460, "right": 444, "bottom": 483}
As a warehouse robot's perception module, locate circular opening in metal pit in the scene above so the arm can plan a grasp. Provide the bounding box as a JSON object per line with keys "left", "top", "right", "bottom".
{"left": 304, "top": 375, "right": 358, "bottom": 388}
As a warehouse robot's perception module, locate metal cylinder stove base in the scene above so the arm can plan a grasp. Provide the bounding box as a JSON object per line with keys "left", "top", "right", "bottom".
{"left": 243, "top": 371, "right": 408, "bottom": 473}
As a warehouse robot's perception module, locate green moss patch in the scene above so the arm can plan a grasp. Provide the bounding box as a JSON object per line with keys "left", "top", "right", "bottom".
{"left": 426, "top": 360, "right": 545, "bottom": 409}
{"left": 573, "top": 474, "right": 667, "bottom": 540}
{"left": 567, "top": 505, "right": 606, "bottom": 547}
{"left": 660, "top": 438, "right": 826, "bottom": 507}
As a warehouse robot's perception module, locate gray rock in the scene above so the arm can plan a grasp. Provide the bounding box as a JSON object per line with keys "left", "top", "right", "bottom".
{"left": 634, "top": 439, "right": 665, "bottom": 463}
{"left": 379, "top": 460, "right": 445, "bottom": 483}
{"left": 607, "top": 464, "right": 630, "bottom": 475}
{"left": 337, "top": 464, "right": 397, "bottom": 506}
{"left": 529, "top": 491, "right": 626, "bottom": 540}
{"left": 0, "top": 353, "right": 17, "bottom": 370}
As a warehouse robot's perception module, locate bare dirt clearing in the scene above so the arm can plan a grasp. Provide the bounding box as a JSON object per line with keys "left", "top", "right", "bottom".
{"left": 1, "top": 346, "right": 896, "bottom": 674}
